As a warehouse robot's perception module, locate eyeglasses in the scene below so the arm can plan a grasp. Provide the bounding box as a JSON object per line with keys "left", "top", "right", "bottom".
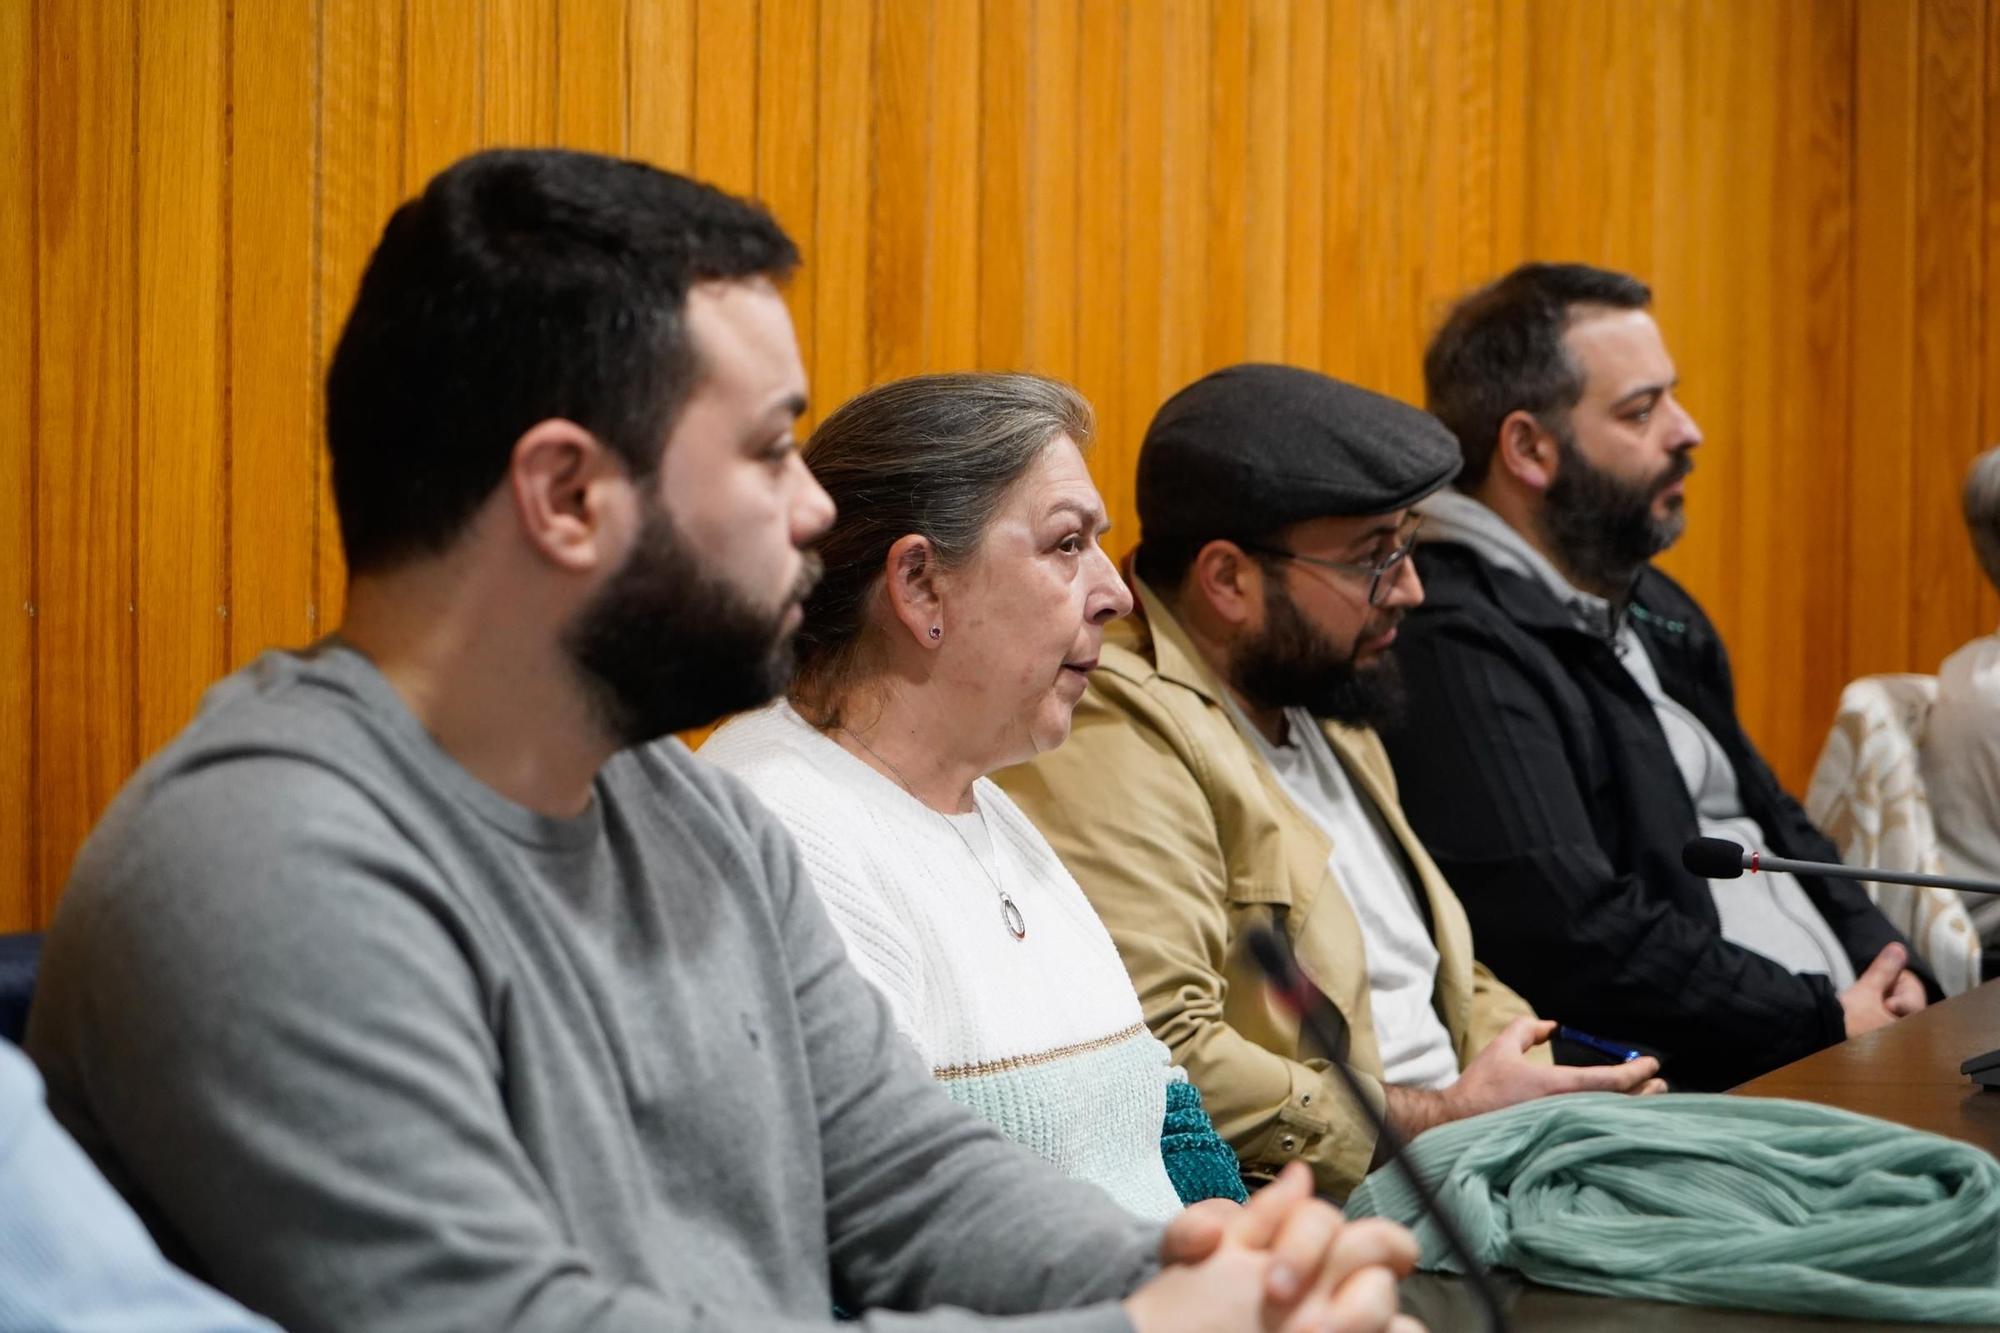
{"left": 1239, "top": 512, "right": 1425, "bottom": 608}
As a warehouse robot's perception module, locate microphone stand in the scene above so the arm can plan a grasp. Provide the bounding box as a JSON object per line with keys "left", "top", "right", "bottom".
{"left": 1683, "top": 835, "right": 2000, "bottom": 896}
{"left": 1683, "top": 837, "right": 2000, "bottom": 1083}
{"left": 1243, "top": 924, "right": 1509, "bottom": 1333}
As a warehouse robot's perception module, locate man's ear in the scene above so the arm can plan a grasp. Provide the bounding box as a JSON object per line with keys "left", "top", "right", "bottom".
{"left": 1189, "top": 539, "right": 1267, "bottom": 632}
{"left": 1494, "top": 409, "right": 1560, "bottom": 494}
{"left": 882, "top": 533, "right": 946, "bottom": 648}
{"left": 509, "top": 419, "right": 635, "bottom": 572}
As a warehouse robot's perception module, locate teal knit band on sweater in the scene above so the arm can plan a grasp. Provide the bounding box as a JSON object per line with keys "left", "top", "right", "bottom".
{"left": 1161, "top": 1080, "right": 1250, "bottom": 1205}
{"left": 1345, "top": 1092, "right": 2000, "bottom": 1324}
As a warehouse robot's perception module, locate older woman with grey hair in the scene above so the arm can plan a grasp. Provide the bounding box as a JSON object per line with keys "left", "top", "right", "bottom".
{"left": 1920, "top": 445, "right": 2000, "bottom": 947}
{"left": 701, "top": 373, "right": 1247, "bottom": 1217}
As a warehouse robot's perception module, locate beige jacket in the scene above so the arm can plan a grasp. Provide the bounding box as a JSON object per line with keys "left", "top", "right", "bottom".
{"left": 995, "top": 582, "right": 1538, "bottom": 1199}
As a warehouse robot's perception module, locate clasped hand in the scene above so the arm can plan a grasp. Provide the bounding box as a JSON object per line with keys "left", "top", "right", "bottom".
{"left": 1123, "top": 1161, "right": 1424, "bottom": 1333}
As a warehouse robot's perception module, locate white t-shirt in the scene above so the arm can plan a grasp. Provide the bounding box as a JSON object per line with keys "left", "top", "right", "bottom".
{"left": 1234, "top": 705, "right": 1460, "bottom": 1091}
{"left": 1616, "top": 627, "right": 1857, "bottom": 988}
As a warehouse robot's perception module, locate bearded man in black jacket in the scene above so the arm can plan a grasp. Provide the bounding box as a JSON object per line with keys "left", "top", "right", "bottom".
{"left": 1380, "top": 262, "right": 1938, "bottom": 1090}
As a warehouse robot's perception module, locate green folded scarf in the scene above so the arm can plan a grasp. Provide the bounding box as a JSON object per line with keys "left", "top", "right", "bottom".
{"left": 1346, "top": 1092, "right": 2000, "bottom": 1324}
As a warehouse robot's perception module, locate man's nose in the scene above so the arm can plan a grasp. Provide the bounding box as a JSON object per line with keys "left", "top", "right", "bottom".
{"left": 1381, "top": 555, "right": 1424, "bottom": 610}
{"left": 1668, "top": 393, "right": 1703, "bottom": 450}
{"left": 792, "top": 455, "right": 835, "bottom": 543}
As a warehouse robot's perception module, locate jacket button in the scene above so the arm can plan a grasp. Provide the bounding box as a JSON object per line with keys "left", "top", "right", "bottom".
{"left": 1300, "top": 1093, "right": 1311, "bottom": 1106}
{"left": 1281, "top": 1135, "right": 1296, "bottom": 1151}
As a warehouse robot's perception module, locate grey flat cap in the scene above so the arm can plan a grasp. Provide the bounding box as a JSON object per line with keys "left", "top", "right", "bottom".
{"left": 1136, "top": 363, "right": 1462, "bottom": 538}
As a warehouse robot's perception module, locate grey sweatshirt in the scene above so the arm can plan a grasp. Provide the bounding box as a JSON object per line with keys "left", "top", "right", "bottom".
{"left": 26, "top": 645, "right": 1158, "bottom": 1333}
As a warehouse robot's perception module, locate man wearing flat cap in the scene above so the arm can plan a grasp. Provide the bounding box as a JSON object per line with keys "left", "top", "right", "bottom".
{"left": 997, "top": 364, "right": 1661, "bottom": 1201}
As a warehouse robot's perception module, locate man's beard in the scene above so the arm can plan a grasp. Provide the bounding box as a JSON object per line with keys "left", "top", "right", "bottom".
{"left": 1540, "top": 426, "right": 1692, "bottom": 595}
{"left": 564, "top": 504, "right": 821, "bottom": 746}
{"left": 1228, "top": 582, "right": 1406, "bottom": 730}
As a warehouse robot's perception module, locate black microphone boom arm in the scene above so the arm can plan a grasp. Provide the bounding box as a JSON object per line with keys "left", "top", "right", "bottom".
{"left": 1241, "top": 924, "right": 1509, "bottom": 1333}
{"left": 1681, "top": 835, "right": 2000, "bottom": 896}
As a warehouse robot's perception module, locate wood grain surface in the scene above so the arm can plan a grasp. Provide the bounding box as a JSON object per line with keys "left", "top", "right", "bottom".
{"left": 8, "top": 0, "right": 2000, "bottom": 928}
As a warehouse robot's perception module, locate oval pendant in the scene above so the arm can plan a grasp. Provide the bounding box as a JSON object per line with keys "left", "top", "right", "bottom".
{"left": 999, "top": 891, "right": 1027, "bottom": 941}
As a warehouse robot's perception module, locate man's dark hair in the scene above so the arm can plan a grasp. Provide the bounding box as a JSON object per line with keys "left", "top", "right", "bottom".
{"left": 325, "top": 148, "right": 799, "bottom": 574}
{"left": 1130, "top": 536, "right": 1205, "bottom": 598}
{"left": 1132, "top": 533, "right": 1285, "bottom": 601}
{"left": 1423, "top": 262, "right": 1651, "bottom": 490}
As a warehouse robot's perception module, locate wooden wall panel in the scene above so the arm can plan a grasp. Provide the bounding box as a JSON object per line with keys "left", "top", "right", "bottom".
{"left": 1660, "top": 0, "right": 1737, "bottom": 636}
{"left": 1909, "top": 0, "right": 1985, "bottom": 674}
{"left": 867, "top": 0, "right": 927, "bottom": 383}
{"left": 1075, "top": 0, "right": 1128, "bottom": 539}
{"left": 556, "top": 0, "right": 627, "bottom": 154}
{"left": 1205, "top": 0, "right": 1249, "bottom": 372}
{"left": 755, "top": 0, "right": 818, "bottom": 382}
{"left": 1712, "top": 0, "right": 1775, "bottom": 739}
{"left": 923, "top": 0, "right": 980, "bottom": 374}
{"left": 978, "top": 0, "right": 1030, "bottom": 372}
{"left": 1849, "top": 0, "right": 1920, "bottom": 682}
{"left": 1280, "top": 0, "right": 1326, "bottom": 371}
{"left": 0, "top": 0, "right": 35, "bottom": 930}
{"left": 33, "top": 0, "right": 137, "bottom": 920}
{"left": 13, "top": 0, "right": 2000, "bottom": 927}
{"left": 1768, "top": 0, "right": 1857, "bottom": 784}
{"left": 1026, "top": 0, "right": 1078, "bottom": 381}
{"left": 317, "top": 2, "right": 405, "bottom": 638}
{"left": 1117, "top": 7, "right": 1164, "bottom": 529}
{"left": 1986, "top": 0, "right": 2000, "bottom": 638}
{"left": 407, "top": 1, "right": 482, "bottom": 184}
{"left": 136, "top": 0, "right": 227, "bottom": 759}
{"left": 627, "top": 0, "right": 694, "bottom": 170}
{"left": 228, "top": 0, "right": 319, "bottom": 676}
{"left": 691, "top": 0, "right": 755, "bottom": 195}
{"left": 485, "top": 0, "right": 557, "bottom": 144}
{"left": 808, "top": 0, "right": 869, "bottom": 424}
{"left": 1157, "top": 0, "right": 1210, "bottom": 395}
{"left": 1344, "top": 0, "right": 1404, "bottom": 393}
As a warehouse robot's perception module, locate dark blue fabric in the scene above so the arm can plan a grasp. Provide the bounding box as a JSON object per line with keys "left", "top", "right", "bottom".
{"left": 0, "top": 934, "right": 39, "bottom": 1045}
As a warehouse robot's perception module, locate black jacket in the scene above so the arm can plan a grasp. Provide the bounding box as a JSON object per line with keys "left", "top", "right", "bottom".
{"left": 1380, "top": 541, "right": 1937, "bottom": 1090}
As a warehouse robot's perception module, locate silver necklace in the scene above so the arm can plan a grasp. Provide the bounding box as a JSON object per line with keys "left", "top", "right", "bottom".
{"left": 836, "top": 726, "right": 1028, "bottom": 942}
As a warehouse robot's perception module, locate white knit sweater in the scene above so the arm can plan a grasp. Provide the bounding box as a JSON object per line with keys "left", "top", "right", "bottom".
{"left": 701, "top": 701, "right": 1184, "bottom": 1220}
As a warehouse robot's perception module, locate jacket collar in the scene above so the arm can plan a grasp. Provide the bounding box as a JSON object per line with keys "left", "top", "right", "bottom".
{"left": 1421, "top": 534, "right": 1647, "bottom": 644}
{"left": 1126, "top": 578, "right": 1231, "bottom": 706}
{"left": 1418, "top": 490, "right": 1642, "bottom": 643}
{"left": 1128, "top": 578, "right": 1421, "bottom": 819}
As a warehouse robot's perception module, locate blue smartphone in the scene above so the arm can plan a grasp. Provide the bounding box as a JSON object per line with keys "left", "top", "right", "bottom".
{"left": 1555, "top": 1025, "right": 1643, "bottom": 1063}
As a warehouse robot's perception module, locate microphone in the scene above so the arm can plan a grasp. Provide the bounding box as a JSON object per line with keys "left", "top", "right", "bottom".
{"left": 1682, "top": 836, "right": 2000, "bottom": 896}
{"left": 1242, "top": 925, "right": 1508, "bottom": 1333}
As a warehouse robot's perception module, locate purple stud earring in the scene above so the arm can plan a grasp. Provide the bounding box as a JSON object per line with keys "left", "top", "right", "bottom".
{"left": 928, "top": 625, "right": 942, "bottom": 641}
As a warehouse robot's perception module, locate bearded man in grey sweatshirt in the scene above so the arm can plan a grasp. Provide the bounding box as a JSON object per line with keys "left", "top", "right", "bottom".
{"left": 25, "top": 150, "right": 1418, "bottom": 1333}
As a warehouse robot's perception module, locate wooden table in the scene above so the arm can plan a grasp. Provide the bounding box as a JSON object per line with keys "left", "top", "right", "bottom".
{"left": 1733, "top": 977, "right": 2000, "bottom": 1154}
{"left": 1397, "top": 980, "right": 2000, "bottom": 1330}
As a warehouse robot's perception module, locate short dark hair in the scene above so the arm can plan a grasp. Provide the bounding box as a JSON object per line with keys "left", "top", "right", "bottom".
{"left": 1130, "top": 536, "right": 1208, "bottom": 596}
{"left": 791, "top": 373, "right": 1093, "bottom": 721}
{"left": 1130, "top": 534, "right": 1286, "bottom": 603}
{"left": 1423, "top": 262, "right": 1651, "bottom": 489}
{"left": 325, "top": 148, "right": 799, "bottom": 574}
